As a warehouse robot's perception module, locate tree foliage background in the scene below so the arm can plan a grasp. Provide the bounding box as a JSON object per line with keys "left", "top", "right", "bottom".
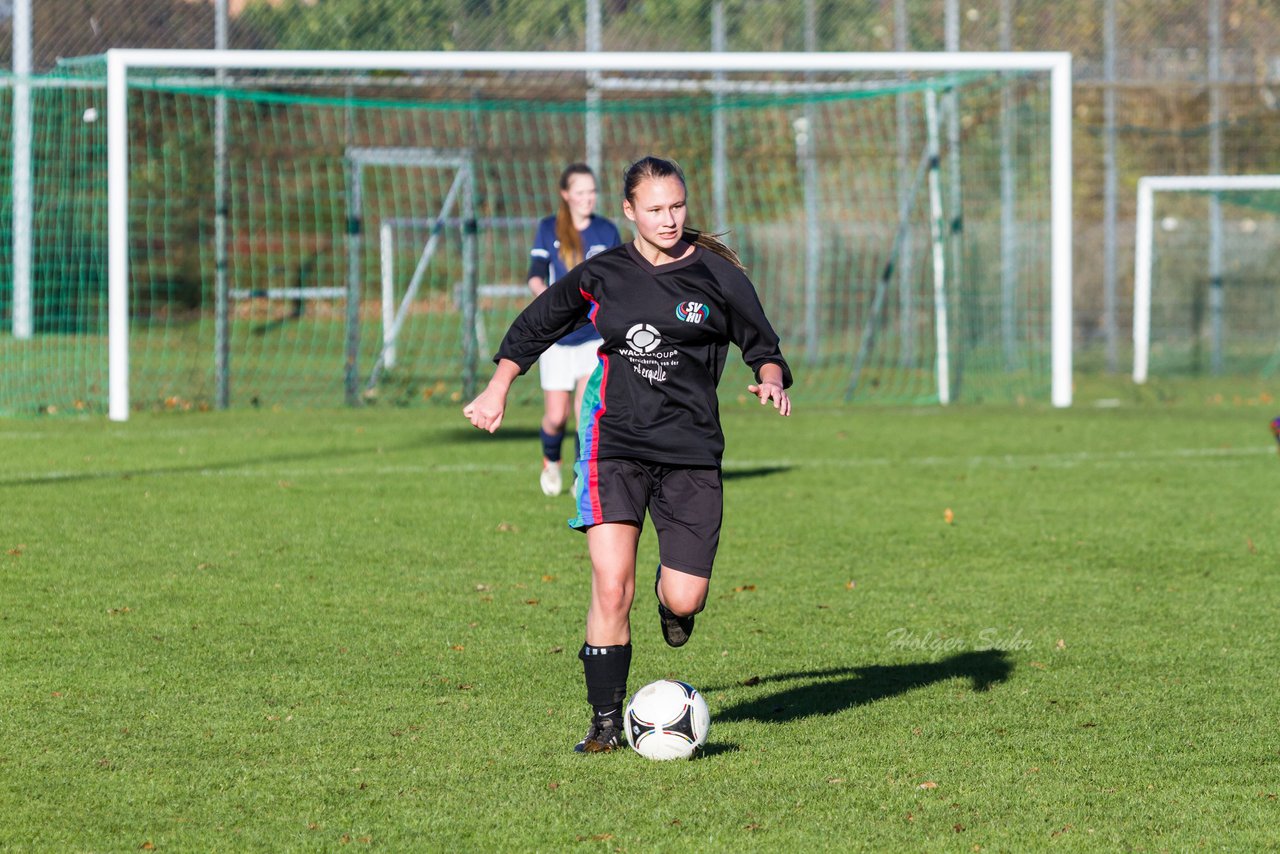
{"left": 3, "top": 0, "right": 1278, "bottom": 79}
{"left": 2, "top": 0, "right": 1279, "bottom": 347}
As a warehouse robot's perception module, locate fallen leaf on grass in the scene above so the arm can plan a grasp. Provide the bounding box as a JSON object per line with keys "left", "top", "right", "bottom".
{"left": 918, "top": 781, "right": 938, "bottom": 790}
{"left": 944, "top": 508, "right": 954, "bottom": 525}
{"left": 541, "top": 574, "right": 556, "bottom": 583}
{"left": 845, "top": 580, "right": 856, "bottom": 589}
{"left": 1029, "top": 661, "right": 1047, "bottom": 670}
{"left": 450, "top": 644, "right": 465, "bottom": 652}
{"left": 733, "top": 584, "right": 757, "bottom": 593}
{"left": 548, "top": 646, "right": 564, "bottom": 654}
{"left": 525, "top": 599, "right": 540, "bottom": 606}
{"left": 496, "top": 522, "right": 517, "bottom": 533}
{"left": 1056, "top": 638, "right": 1066, "bottom": 650}
{"left": 741, "top": 675, "right": 761, "bottom": 686}
{"left": 139, "top": 843, "right": 155, "bottom": 851}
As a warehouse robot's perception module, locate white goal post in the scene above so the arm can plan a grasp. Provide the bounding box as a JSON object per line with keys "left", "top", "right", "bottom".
{"left": 104, "top": 48, "right": 1073, "bottom": 420}
{"left": 1132, "top": 174, "right": 1280, "bottom": 384}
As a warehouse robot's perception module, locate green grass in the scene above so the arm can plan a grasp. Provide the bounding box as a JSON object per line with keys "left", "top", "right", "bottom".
{"left": 2, "top": 392, "right": 1279, "bottom": 850}
{"left": 2, "top": 310, "right": 1062, "bottom": 416}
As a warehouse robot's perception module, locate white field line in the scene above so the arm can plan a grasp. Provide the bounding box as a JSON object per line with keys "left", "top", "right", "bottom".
{"left": 2, "top": 445, "right": 1272, "bottom": 485}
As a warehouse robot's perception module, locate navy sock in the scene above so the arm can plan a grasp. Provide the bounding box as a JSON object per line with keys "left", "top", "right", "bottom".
{"left": 579, "top": 643, "right": 631, "bottom": 720}
{"left": 540, "top": 428, "right": 564, "bottom": 463}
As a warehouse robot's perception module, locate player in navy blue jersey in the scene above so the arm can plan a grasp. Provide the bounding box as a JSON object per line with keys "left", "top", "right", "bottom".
{"left": 527, "top": 164, "right": 622, "bottom": 496}
{"left": 464, "top": 156, "right": 791, "bottom": 753}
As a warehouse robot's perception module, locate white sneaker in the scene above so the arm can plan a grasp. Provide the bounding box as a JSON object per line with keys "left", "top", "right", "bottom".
{"left": 540, "top": 462, "right": 562, "bottom": 496}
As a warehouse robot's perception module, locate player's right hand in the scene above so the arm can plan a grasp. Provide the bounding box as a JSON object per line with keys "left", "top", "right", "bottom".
{"left": 462, "top": 387, "right": 506, "bottom": 433}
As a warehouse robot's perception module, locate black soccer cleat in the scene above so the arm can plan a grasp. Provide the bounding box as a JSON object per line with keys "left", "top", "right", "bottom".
{"left": 573, "top": 716, "right": 623, "bottom": 754}
{"left": 656, "top": 564, "right": 695, "bottom": 648}
{"left": 658, "top": 601, "right": 695, "bottom": 648}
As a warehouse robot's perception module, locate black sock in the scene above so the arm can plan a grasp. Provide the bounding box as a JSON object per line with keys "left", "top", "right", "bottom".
{"left": 579, "top": 642, "right": 631, "bottom": 722}
{"left": 540, "top": 428, "right": 564, "bottom": 463}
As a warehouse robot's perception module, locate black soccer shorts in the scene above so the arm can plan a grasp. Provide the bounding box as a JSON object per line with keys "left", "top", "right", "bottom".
{"left": 569, "top": 457, "right": 722, "bottom": 578}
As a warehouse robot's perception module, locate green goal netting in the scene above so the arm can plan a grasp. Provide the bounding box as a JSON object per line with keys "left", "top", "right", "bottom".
{"left": 0, "top": 52, "right": 1062, "bottom": 417}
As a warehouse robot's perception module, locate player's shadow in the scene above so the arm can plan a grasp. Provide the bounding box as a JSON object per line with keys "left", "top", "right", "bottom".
{"left": 714, "top": 650, "right": 1012, "bottom": 723}
{"left": 722, "top": 465, "right": 791, "bottom": 481}
{"left": 445, "top": 426, "right": 542, "bottom": 443}
{"left": 698, "top": 742, "right": 743, "bottom": 758}
{"left": 0, "top": 441, "right": 423, "bottom": 489}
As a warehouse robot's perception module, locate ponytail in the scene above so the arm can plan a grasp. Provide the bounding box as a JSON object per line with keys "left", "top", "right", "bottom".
{"left": 554, "top": 162, "right": 594, "bottom": 269}
{"left": 683, "top": 227, "right": 745, "bottom": 271}
{"left": 554, "top": 203, "right": 584, "bottom": 269}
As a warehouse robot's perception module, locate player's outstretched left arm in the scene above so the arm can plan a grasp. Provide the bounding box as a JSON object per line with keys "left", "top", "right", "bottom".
{"left": 463, "top": 359, "right": 522, "bottom": 433}
{"left": 748, "top": 362, "right": 791, "bottom": 417}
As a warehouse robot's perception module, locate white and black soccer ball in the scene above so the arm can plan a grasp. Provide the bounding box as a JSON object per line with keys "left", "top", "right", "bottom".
{"left": 624, "top": 679, "right": 710, "bottom": 760}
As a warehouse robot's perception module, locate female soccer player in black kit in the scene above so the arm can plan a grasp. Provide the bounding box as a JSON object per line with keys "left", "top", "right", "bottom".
{"left": 464, "top": 156, "right": 792, "bottom": 753}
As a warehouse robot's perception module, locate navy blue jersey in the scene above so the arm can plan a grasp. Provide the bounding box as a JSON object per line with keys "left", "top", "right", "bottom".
{"left": 528, "top": 214, "right": 621, "bottom": 347}
{"left": 498, "top": 242, "right": 792, "bottom": 467}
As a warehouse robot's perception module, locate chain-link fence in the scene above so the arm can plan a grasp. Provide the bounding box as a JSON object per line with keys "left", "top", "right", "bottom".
{"left": 3, "top": 0, "right": 1279, "bottom": 378}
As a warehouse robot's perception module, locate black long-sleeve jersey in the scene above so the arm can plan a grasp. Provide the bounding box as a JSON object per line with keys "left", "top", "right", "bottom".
{"left": 495, "top": 242, "right": 792, "bottom": 467}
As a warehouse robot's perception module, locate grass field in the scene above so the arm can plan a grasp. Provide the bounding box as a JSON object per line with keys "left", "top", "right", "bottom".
{"left": 2, "top": 386, "right": 1278, "bottom": 850}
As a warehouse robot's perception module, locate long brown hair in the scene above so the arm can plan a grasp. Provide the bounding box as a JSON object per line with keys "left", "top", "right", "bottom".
{"left": 621, "top": 155, "right": 745, "bottom": 271}
{"left": 555, "top": 162, "right": 595, "bottom": 269}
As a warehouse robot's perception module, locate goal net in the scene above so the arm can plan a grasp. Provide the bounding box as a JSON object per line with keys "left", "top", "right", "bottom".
{"left": 0, "top": 50, "right": 1071, "bottom": 419}
{"left": 1132, "top": 175, "right": 1280, "bottom": 383}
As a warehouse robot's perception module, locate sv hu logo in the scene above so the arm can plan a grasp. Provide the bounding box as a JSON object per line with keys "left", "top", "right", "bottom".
{"left": 676, "top": 301, "right": 708, "bottom": 324}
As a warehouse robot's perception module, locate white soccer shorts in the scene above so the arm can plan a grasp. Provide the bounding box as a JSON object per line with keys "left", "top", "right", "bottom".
{"left": 538, "top": 340, "right": 600, "bottom": 391}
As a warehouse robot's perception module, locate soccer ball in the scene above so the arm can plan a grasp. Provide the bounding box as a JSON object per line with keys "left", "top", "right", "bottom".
{"left": 624, "top": 679, "right": 710, "bottom": 760}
